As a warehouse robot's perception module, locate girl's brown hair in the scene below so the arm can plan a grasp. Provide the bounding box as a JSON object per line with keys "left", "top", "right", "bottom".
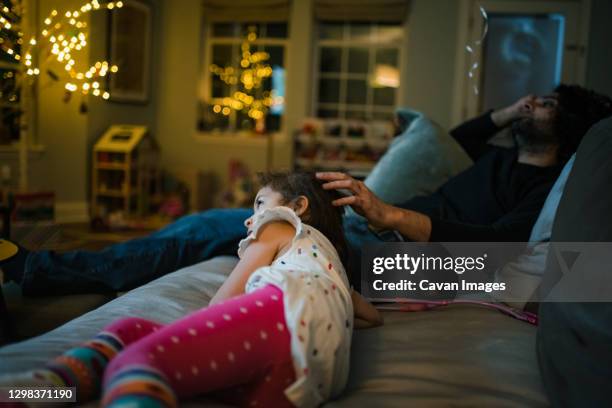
{"left": 257, "top": 171, "right": 349, "bottom": 268}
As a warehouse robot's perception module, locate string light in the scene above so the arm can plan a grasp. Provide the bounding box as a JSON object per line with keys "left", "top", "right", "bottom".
{"left": 1, "top": 0, "right": 124, "bottom": 104}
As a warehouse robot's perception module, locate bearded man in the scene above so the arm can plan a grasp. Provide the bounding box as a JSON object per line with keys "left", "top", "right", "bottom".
{"left": 320, "top": 85, "right": 612, "bottom": 244}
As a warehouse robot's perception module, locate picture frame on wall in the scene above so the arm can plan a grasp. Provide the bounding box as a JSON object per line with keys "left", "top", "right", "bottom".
{"left": 108, "top": 0, "right": 152, "bottom": 103}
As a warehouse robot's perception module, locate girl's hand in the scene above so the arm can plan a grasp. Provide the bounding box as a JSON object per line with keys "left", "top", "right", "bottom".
{"left": 351, "top": 289, "right": 383, "bottom": 329}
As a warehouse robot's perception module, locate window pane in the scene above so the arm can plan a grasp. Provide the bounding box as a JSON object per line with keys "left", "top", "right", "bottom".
{"left": 318, "top": 78, "right": 340, "bottom": 103}
{"left": 264, "top": 46, "right": 284, "bottom": 67}
{"left": 372, "top": 110, "right": 394, "bottom": 120}
{"left": 320, "top": 47, "right": 342, "bottom": 73}
{"left": 0, "top": 18, "right": 20, "bottom": 64}
{"left": 345, "top": 79, "right": 367, "bottom": 104}
{"left": 346, "top": 109, "right": 367, "bottom": 120}
{"left": 349, "top": 23, "right": 371, "bottom": 41}
{"left": 269, "top": 65, "right": 285, "bottom": 115}
{"left": 376, "top": 48, "right": 399, "bottom": 67}
{"left": 265, "top": 23, "right": 288, "bottom": 38}
{"left": 212, "top": 44, "right": 234, "bottom": 66}
{"left": 319, "top": 22, "right": 344, "bottom": 40}
{"left": 373, "top": 87, "right": 396, "bottom": 106}
{"left": 211, "top": 75, "right": 230, "bottom": 98}
{"left": 240, "top": 22, "right": 262, "bottom": 37}
{"left": 237, "top": 110, "right": 253, "bottom": 131}
{"left": 198, "top": 104, "right": 230, "bottom": 132}
{"left": 317, "top": 108, "right": 339, "bottom": 118}
{"left": 376, "top": 23, "right": 403, "bottom": 43}
{"left": 1, "top": 69, "right": 19, "bottom": 102}
{"left": 0, "top": 107, "right": 20, "bottom": 143}
{"left": 212, "top": 23, "right": 235, "bottom": 37}
{"left": 348, "top": 48, "right": 369, "bottom": 74}
{"left": 266, "top": 113, "right": 282, "bottom": 131}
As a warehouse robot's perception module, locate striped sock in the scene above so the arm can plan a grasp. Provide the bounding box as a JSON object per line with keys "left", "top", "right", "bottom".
{"left": 102, "top": 365, "right": 178, "bottom": 408}
{"left": 34, "top": 331, "right": 124, "bottom": 402}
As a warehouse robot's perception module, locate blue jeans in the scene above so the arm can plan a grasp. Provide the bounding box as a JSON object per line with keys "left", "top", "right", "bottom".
{"left": 22, "top": 209, "right": 384, "bottom": 296}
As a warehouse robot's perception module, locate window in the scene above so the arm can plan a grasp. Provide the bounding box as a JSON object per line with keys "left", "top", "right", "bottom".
{"left": 198, "top": 22, "right": 288, "bottom": 133}
{"left": 0, "top": 0, "right": 22, "bottom": 145}
{"left": 314, "top": 22, "right": 403, "bottom": 121}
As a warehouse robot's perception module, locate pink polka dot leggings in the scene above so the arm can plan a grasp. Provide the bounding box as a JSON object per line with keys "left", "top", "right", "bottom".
{"left": 98, "top": 284, "right": 295, "bottom": 407}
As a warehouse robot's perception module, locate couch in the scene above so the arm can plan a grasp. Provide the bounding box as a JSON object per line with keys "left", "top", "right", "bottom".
{"left": 0, "top": 256, "right": 547, "bottom": 407}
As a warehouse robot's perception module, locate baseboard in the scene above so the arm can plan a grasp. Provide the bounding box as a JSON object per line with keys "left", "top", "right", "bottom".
{"left": 55, "top": 201, "right": 89, "bottom": 224}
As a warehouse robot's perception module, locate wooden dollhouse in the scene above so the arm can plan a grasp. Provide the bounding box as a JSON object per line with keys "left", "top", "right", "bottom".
{"left": 91, "top": 125, "right": 160, "bottom": 218}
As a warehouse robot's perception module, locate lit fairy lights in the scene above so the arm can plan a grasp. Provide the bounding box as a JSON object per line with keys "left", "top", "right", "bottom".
{"left": 0, "top": 0, "right": 122, "bottom": 104}
{"left": 209, "top": 26, "right": 278, "bottom": 122}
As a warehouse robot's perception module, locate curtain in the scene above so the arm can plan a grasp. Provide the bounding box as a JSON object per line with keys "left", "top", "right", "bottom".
{"left": 202, "top": 0, "right": 291, "bottom": 22}
{"left": 314, "top": 0, "right": 410, "bottom": 22}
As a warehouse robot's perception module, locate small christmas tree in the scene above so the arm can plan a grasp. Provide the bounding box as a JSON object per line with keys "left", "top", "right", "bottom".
{"left": 208, "top": 25, "right": 276, "bottom": 132}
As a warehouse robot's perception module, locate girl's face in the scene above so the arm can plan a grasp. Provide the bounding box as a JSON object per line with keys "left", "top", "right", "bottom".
{"left": 244, "top": 186, "right": 285, "bottom": 232}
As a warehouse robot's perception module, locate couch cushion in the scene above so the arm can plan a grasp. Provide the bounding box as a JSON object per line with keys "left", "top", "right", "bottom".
{"left": 0, "top": 256, "right": 546, "bottom": 406}
{"left": 364, "top": 108, "right": 472, "bottom": 206}
{"left": 537, "top": 117, "right": 612, "bottom": 407}
{"left": 331, "top": 307, "right": 546, "bottom": 407}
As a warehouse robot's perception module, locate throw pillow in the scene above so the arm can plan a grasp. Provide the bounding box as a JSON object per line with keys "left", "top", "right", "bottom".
{"left": 364, "top": 108, "right": 472, "bottom": 205}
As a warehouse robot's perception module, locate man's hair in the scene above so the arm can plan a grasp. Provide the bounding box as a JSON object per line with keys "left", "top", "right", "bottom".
{"left": 256, "top": 171, "right": 349, "bottom": 269}
{"left": 554, "top": 84, "right": 612, "bottom": 160}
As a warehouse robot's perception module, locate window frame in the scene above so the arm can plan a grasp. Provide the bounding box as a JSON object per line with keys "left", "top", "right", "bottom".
{"left": 200, "top": 22, "right": 289, "bottom": 134}
{"left": 312, "top": 21, "right": 404, "bottom": 121}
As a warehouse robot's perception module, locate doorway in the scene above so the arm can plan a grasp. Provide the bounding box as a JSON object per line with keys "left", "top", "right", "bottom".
{"left": 453, "top": 0, "right": 589, "bottom": 124}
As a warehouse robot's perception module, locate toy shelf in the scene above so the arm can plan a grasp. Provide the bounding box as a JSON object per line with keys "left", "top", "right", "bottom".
{"left": 91, "top": 125, "right": 161, "bottom": 219}
{"left": 293, "top": 118, "right": 394, "bottom": 179}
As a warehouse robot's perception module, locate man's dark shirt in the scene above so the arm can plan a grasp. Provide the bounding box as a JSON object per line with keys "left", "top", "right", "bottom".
{"left": 398, "top": 112, "right": 563, "bottom": 241}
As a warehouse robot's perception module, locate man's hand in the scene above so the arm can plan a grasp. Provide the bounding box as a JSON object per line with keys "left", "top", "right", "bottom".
{"left": 491, "top": 94, "right": 536, "bottom": 128}
{"left": 316, "top": 171, "right": 433, "bottom": 242}
{"left": 316, "top": 172, "right": 391, "bottom": 229}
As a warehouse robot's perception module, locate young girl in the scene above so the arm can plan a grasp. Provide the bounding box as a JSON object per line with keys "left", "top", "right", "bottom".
{"left": 20, "top": 171, "right": 382, "bottom": 407}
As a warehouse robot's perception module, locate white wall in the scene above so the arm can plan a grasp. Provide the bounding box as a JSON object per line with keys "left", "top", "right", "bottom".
{"left": 401, "top": 0, "right": 461, "bottom": 129}
{"left": 29, "top": 0, "right": 90, "bottom": 221}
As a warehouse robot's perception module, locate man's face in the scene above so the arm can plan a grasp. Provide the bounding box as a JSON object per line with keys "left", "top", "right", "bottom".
{"left": 512, "top": 94, "right": 560, "bottom": 151}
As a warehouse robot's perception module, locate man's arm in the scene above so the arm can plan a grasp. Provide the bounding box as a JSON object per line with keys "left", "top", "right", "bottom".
{"left": 452, "top": 95, "right": 538, "bottom": 161}
{"left": 359, "top": 190, "right": 544, "bottom": 242}
{"left": 316, "top": 172, "right": 547, "bottom": 243}
{"left": 450, "top": 111, "right": 500, "bottom": 161}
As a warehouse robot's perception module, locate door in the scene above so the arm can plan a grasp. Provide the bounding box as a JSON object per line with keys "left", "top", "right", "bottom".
{"left": 456, "top": 0, "right": 587, "bottom": 122}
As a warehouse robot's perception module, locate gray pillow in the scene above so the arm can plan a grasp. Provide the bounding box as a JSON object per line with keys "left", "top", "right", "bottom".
{"left": 364, "top": 108, "right": 472, "bottom": 205}
{"left": 493, "top": 154, "right": 576, "bottom": 308}
{"left": 528, "top": 154, "right": 575, "bottom": 243}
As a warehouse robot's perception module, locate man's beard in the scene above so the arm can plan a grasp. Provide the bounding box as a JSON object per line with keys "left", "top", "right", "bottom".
{"left": 512, "top": 118, "right": 558, "bottom": 153}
